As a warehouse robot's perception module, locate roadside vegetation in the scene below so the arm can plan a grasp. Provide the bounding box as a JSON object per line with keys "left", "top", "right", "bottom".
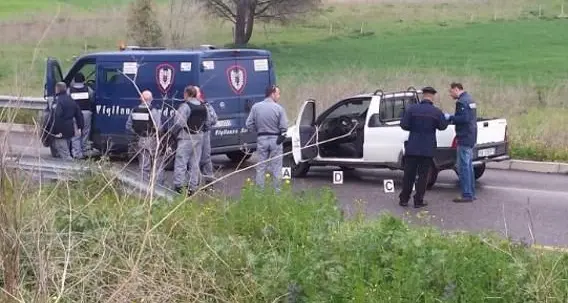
{"left": 1, "top": 168, "right": 568, "bottom": 302}
{"left": 1, "top": 1, "right": 568, "bottom": 301}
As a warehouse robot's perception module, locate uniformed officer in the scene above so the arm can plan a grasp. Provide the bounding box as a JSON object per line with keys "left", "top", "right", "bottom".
{"left": 68, "top": 72, "right": 94, "bottom": 159}
{"left": 447, "top": 82, "right": 478, "bottom": 203}
{"left": 51, "top": 82, "right": 84, "bottom": 160}
{"left": 125, "top": 90, "right": 165, "bottom": 186}
{"left": 399, "top": 86, "right": 449, "bottom": 208}
{"left": 245, "top": 85, "right": 288, "bottom": 190}
{"left": 195, "top": 86, "right": 218, "bottom": 190}
{"left": 172, "top": 85, "right": 208, "bottom": 195}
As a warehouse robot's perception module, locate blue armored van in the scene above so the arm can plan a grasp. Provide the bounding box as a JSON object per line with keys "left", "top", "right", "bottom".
{"left": 43, "top": 45, "right": 277, "bottom": 164}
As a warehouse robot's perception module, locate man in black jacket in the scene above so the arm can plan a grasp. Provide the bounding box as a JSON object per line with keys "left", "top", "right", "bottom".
{"left": 51, "top": 82, "right": 84, "bottom": 160}
{"left": 399, "top": 86, "right": 449, "bottom": 208}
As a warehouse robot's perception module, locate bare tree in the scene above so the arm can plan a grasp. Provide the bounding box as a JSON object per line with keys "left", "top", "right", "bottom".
{"left": 200, "top": 0, "right": 321, "bottom": 46}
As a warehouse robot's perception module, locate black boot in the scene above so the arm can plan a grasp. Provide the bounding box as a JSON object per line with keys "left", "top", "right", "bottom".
{"left": 174, "top": 186, "right": 186, "bottom": 194}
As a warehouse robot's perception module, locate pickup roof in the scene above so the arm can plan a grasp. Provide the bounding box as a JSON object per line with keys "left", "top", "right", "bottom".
{"left": 283, "top": 88, "right": 510, "bottom": 189}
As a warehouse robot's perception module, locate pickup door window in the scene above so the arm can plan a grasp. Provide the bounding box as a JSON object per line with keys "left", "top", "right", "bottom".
{"left": 364, "top": 95, "right": 418, "bottom": 164}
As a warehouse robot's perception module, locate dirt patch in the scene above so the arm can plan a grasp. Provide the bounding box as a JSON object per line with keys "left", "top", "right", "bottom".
{"left": 0, "top": 8, "right": 127, "bottom": 46}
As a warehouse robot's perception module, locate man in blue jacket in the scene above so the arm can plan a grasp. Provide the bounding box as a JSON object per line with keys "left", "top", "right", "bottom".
{"left": 399, "top": 87, "right": 449, "bottom": 208}
{"left": 51, "top": 82, "right": 85, "bottom": 160}
{"left": 447, "top": 82, "right": 478, "bottom": 203}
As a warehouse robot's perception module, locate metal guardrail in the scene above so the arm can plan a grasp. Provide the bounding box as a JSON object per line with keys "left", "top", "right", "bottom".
{"left": 0, "top": 95, "right": 47, "bottom": 110}
{"left": 3, "top": 156, "right": 175, "bottom": 202}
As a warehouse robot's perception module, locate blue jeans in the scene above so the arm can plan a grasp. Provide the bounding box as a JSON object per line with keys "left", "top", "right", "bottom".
{"left": 457, "top": 145, "right": 475, "bottom": 199}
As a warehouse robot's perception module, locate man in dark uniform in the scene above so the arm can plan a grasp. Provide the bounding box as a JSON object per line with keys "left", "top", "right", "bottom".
{"left": 399, "top": 86, "right": 449, "bottom": 208}
{"left": 51, "top": 82, "right": 85, "bottom": 160}
{"left": 68, "top": 72, "right": 94, "bottom": 159}
{"left": 447, "top": 82, "right": 478, "bottom": 203}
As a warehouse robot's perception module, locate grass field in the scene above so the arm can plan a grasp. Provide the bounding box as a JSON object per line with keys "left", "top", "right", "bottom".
{"left": 0, "top": 0, "right": 567, "bottom": 161}
{"left": 1, "top": 170, "right": 567, "bottom": 302}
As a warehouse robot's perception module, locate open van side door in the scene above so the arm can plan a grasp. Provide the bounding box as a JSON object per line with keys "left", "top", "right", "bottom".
{"left": 292, "top": 100, "right": 318, "bottom": 164}
{"left": 44, "top": 57, "right": 63, "bottom": 103}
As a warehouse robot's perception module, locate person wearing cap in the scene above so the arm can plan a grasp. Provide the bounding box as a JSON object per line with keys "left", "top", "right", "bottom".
{"left": 398, "top": 86, "right": 449, "bottom": 208}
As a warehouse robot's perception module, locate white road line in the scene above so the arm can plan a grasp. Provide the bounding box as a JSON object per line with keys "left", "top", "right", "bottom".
{"left": 436, "top": 183, "right": 568, "bottom": 197}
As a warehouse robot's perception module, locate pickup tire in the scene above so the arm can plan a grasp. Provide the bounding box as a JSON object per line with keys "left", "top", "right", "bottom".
{"left": 426, "top": 166, "right": 439, "bottom": 190}
{"left": 226, "top": 151, "right": 252, "bottom": 163}
{"left": 283, "top": 144, "right": 310, "bottom": 178}
{"left": 474, "top": 163, "right": 486, "bottom": 180}
{"left": 451, "top": 163, "right": 486, "bottom": 180}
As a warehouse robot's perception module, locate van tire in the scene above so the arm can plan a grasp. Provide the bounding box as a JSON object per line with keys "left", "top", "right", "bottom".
{"left": 226, "top": 151, "right": 252, "bottom": 163}
{"left": 50, "top": 145, "right": 60, "bottom": 158}
{"left": 164, "top": 154, "right": 175, "bottom": 171}
{"left": 283, "top": 144, "right": 310, "bottom": 178}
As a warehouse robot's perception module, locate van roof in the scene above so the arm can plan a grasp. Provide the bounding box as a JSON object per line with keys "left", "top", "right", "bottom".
{"left": 77, "top": 48, "right": 272, "bottom": 62}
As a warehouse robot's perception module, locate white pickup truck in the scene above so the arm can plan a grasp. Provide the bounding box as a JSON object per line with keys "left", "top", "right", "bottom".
{"left": 282, "top": 88, "right": 510, "bottom": 189}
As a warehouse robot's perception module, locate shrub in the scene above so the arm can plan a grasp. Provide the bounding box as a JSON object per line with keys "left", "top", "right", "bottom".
{"left": 3, "top": 175, "right": 567, "bottom": 302}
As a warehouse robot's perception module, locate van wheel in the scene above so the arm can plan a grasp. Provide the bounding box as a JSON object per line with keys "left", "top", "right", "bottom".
{"left": 226, "top": 151, "right": 252, "bottom": 163}
{"left": 474, "top": 163, "right": 486, "bottom": 180}
{"left": 426, "top": 166, "right": 439, "bottom": 190}
{"left": 50, "top": 145, "right": 60, "bottom": 158}
{"left": 283, "top": 144, "right": 310, "bottom": 178}
{"left": 164, "top": 154, "right": 175, "bottom": 171}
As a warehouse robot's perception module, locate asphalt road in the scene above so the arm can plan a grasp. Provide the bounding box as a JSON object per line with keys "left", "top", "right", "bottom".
{"left": 3, "top": 130, "right": 568, "bottom": 247}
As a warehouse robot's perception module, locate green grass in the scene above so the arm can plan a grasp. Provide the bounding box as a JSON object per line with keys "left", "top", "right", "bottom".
{"left": 0, "top": 0, "right": 137, "bottom": 18}
{"left": 6, "top": 173, "right": 568, "bottom": 302}
{"left": 261, "top": 19, "right": 568, "bottom": 85}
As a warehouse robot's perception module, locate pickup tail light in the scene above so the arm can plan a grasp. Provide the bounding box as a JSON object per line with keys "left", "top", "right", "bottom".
{"left": 451, "top": 136, "right": 457, "bottom": 149}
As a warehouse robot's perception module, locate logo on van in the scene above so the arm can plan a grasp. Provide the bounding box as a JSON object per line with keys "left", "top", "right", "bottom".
{"left": 156, "top": 63, "right": 175, "bottom": 94}
{"left": 227, "top": 65, "right": 247, "bottom": 94}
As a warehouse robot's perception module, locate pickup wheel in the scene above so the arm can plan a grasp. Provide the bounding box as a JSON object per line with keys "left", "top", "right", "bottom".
{"left": 452, "top": 163, "right": 486, "bottom": 180}
{"left": 474, "top": 163, "right": 486, "bottom": 180}
{"left": 426, "top": 166, "right": 439, "bottom": 190}
{"left": 283, "top": 144, "right": 310, "bottom": 178}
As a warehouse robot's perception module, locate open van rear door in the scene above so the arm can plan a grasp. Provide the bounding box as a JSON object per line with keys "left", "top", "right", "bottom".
{"left": 44, "top": 57, "right": 63, "bottom": 103}
{"left": 40, "top": 58, "right": 63, "bottom": 148}
{"left": 292, "top": 100, "right": 318, "bottom": 164}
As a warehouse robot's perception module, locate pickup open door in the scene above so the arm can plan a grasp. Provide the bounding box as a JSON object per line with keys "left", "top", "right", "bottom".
{"left": 291, "top": 100, "right": 318, "bottom": 164}
{"left": 44, "top": 57, "right": 64, "bottom": 103}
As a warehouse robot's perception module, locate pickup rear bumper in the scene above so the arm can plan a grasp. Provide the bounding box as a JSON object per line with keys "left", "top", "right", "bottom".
{"left": 434, "top": 141, "right": 509, "bottom": 170}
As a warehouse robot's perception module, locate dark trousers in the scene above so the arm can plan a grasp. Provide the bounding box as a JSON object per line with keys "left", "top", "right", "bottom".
{"left": 399, "top": 155, "right": 432, "bottom": 204}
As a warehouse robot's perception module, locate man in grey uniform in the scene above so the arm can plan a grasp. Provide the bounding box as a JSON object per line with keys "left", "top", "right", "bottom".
{"left": 196, "top": 86, "right": 218, "bottom": 190}
{"left": 245, "top": 85, "right": 288, "bottom": 190}
{"left": 125, "top": 90, "right": 165, "bottom": 186}
{"left": 172, "top": 85, "right": 208, "bottom": 195}
{"left": 68, "top": 72, "right": 94, "bottom": 159}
